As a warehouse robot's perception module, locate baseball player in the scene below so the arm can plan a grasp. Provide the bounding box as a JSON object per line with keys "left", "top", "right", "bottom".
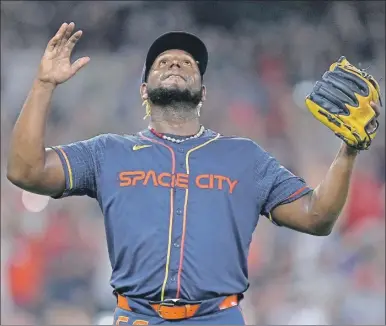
{"left": 7, "top": 22, "right": 382, "bottom": 325}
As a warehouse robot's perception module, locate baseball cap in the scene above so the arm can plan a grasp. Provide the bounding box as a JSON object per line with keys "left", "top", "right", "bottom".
{"left": 141, "top": 31, "right": 208, "bottom": 83}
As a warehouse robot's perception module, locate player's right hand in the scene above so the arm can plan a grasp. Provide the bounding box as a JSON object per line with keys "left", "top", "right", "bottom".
{"left": 37, "top": 22, "right": 90, "bottom": 86}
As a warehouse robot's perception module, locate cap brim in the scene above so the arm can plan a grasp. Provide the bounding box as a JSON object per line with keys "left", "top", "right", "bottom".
{"left": 142, "top": 31, "right": 208, "bottom": 83}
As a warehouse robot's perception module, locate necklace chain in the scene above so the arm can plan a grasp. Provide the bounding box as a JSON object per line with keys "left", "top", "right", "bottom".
{"left": 149, "top": 126, "right": 205, "bottom": 143}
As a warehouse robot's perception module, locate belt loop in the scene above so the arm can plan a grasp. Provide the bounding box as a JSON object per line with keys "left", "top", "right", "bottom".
{"left": 219, "top": 294, "right": 239, "bottom": 310}
{"left": 117, "top": 294, "right": 132, "bottom": 311}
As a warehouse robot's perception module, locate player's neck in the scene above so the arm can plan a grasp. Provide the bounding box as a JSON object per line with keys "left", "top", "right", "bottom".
{"left": 149, "top": 120, "right": 201, "bottom": 136}
{"left": 149, "top": 106, "right": 201, "bottom": 136}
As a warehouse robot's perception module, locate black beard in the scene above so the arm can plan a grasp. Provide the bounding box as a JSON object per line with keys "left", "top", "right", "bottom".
{"left": 147, "top": 86, "right": 202, "bottom": 109}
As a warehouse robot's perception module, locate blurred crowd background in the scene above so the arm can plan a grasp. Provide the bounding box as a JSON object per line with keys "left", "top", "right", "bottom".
{"left": 1, "top": 1, "right": 385, "bottom": 325}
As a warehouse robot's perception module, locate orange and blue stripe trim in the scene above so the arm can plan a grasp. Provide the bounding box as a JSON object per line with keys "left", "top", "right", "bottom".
{"left": 176, "top": 133, "right": 220, "bottom": 298}
{"left": 139, "top": 132, "right": 176, "bottom": 301}
{"left": 55, "top": 146, "right": 74, "bottom": 190}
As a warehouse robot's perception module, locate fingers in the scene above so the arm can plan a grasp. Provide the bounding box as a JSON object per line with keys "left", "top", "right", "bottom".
{"left": 370, "top": 101, "right": 381, "bottom": 117}
{"left": 46, "top": 22, "right": 68, "bottom": 51}
{"left": 71, "top": 56, "right": 90, "bottom": 75}
{"left": 63, "top": 30, "right": 83, "bottom": 56}
{"left": 366, "top": 101, "right": 381, "bottom": 134}
{"left": 59, "top": 22, "right": 75, "bottom": 50}
{"left": 45, "top": 22, "right": 89, "bottom": 77}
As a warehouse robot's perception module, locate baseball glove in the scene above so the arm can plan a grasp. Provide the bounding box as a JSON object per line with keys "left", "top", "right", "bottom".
{"left": 305, "top": 56, "right": 382, "bottom": 150}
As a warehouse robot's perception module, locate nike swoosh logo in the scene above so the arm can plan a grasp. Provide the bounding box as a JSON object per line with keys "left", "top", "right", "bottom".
{"left": 133, "top": 144, "right": 152, "bottom": 151}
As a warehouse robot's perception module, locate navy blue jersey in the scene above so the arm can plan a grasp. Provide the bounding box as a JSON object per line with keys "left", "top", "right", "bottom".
{"left": 52, "top": 129, "right": 312, "bottom": 302}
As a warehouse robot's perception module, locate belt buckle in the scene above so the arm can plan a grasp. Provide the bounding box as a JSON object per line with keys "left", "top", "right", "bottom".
{"left": 157, "top": 299, "right": 186, "bottom": 320}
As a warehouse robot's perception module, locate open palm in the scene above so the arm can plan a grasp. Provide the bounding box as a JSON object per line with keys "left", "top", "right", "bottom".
{"left": 38, "top": 22, "right": 90, "bottom": 86}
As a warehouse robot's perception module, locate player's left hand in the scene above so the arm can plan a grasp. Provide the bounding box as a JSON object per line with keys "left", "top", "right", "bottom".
{"left": 305, "top": 56, "right": 382, "bottom": 151}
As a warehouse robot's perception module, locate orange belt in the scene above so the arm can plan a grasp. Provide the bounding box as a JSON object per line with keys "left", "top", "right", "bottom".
{"left": 117, "top": 294, "right": 239, "bottom": 320}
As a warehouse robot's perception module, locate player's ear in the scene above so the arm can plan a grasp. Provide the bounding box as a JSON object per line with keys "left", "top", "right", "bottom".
{"left": 201, "top": 85, "right": 206, "bottom": 102}
{"left": 140, "top": 83, "right": 148, "bottom": 101}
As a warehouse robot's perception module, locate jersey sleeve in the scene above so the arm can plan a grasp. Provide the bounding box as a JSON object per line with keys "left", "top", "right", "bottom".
{"left": 50, "top": 134, "right": 108, "bottom": 199}
{"left": 256, "top": 148, "right": 313, "bottom": 225}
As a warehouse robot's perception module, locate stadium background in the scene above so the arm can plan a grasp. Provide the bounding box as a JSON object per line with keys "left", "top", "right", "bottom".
{"left": 1, "top": 1, "right": 385, "bottom": 325}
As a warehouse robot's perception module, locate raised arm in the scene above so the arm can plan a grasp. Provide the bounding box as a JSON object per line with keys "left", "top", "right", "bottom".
{"left": 271, "top": 143, "right": 355, "bottom": 235}
{"left": 6, "top": 22, "right": 89, "bottom": 196}
{"left": 270, "top": 102, "right": 381, "bottom": 236}
{"left": 267, "top": 55, "right": 382, "bottom": 236}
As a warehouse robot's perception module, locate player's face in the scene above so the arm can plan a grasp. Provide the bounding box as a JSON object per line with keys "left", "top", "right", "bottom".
{"left": 148, "top": 49, "right": 202, "bottom": 91}
{"left": 141, "top": 49, "right": 205, "bottom": 108}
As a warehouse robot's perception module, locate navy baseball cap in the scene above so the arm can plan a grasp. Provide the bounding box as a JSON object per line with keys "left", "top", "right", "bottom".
{"left": 141, "top": 31, "right": 208, "bottom": 83}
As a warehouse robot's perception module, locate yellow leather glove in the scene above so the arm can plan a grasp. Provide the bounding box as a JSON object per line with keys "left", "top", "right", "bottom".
{"left": 305, "top": 56, "right": 382, "bottom": 150}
